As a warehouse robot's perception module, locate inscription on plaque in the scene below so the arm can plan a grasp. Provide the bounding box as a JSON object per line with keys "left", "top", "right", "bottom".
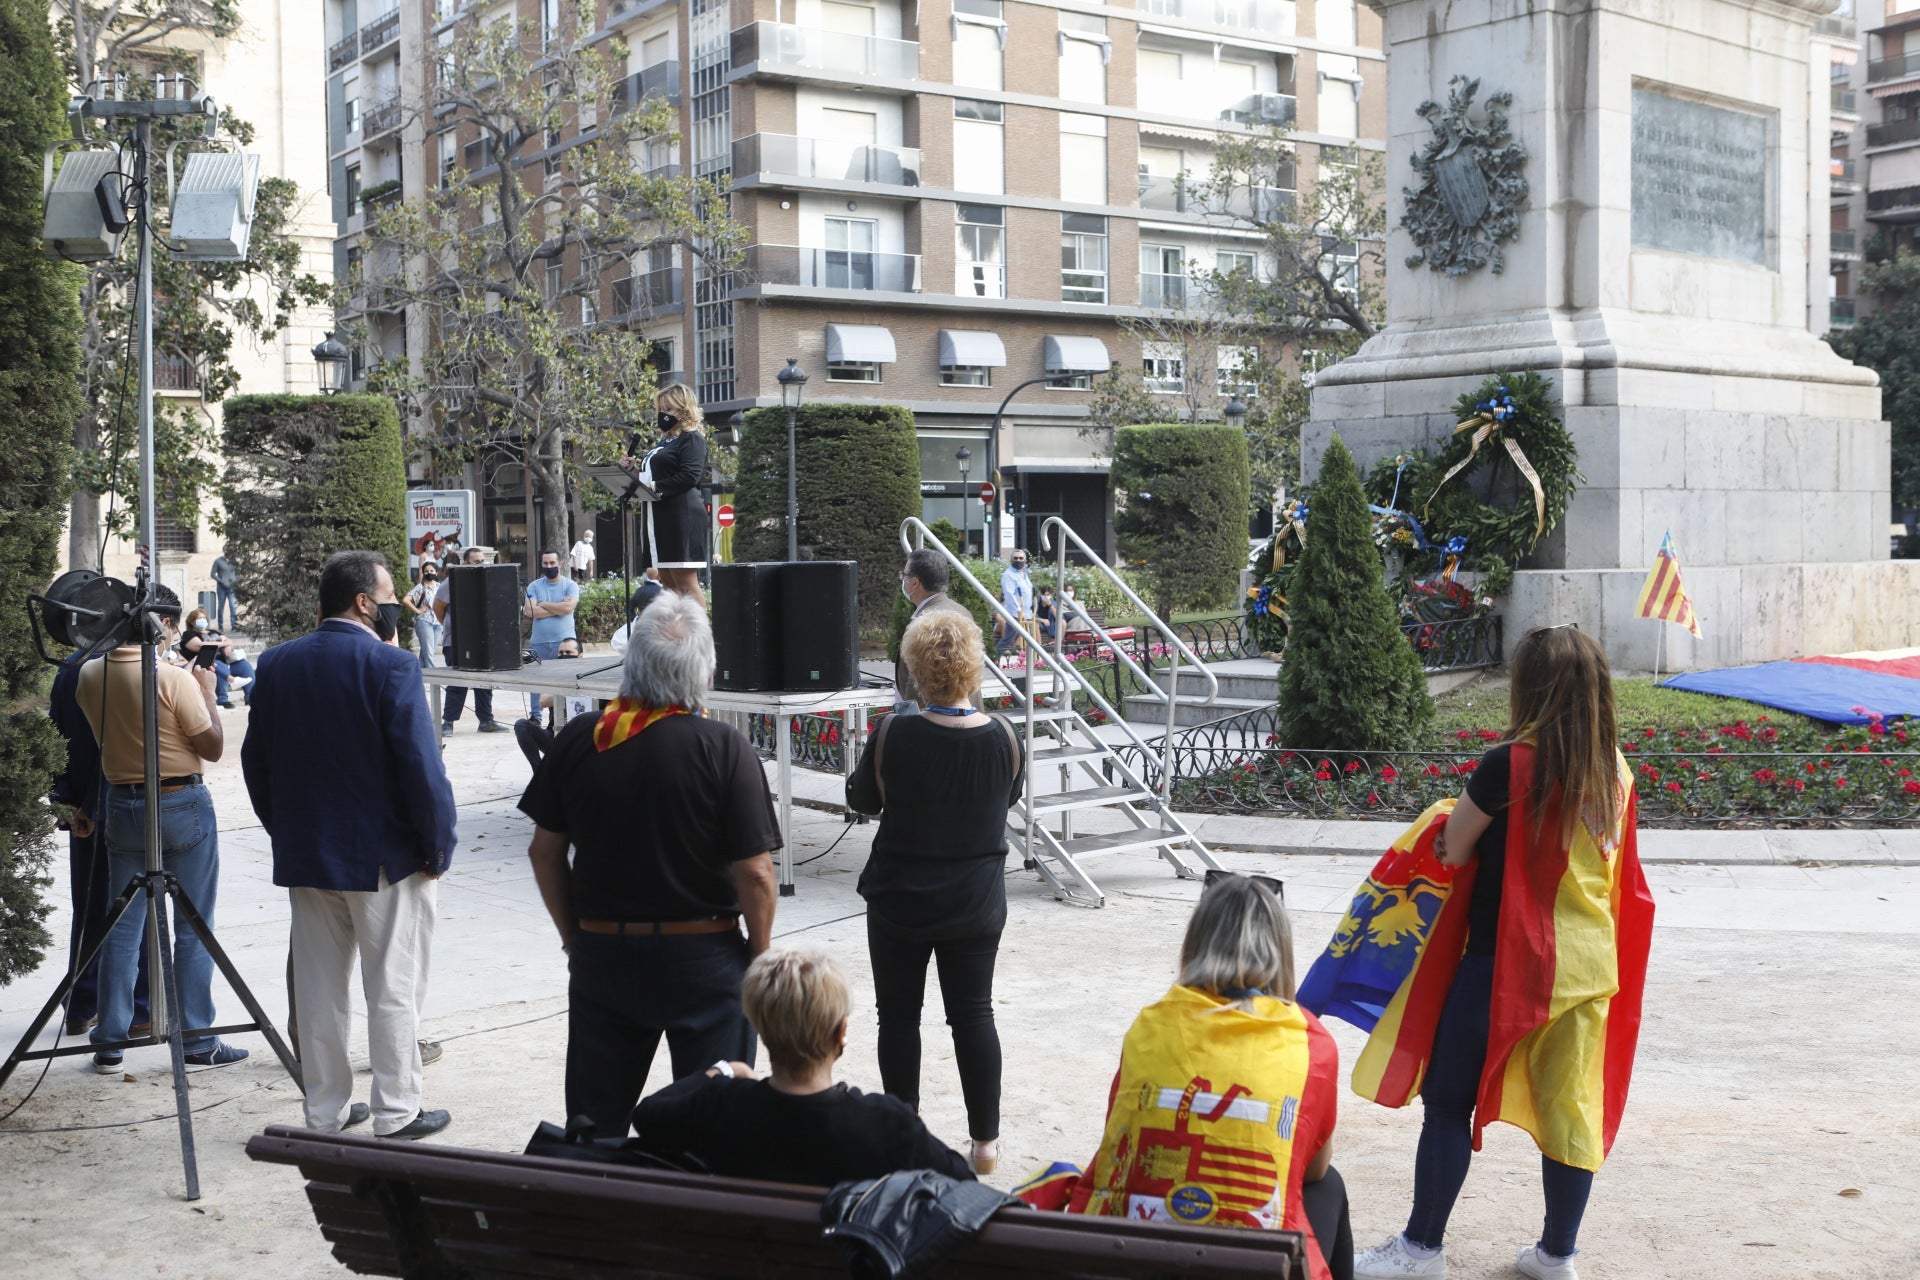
{"left": 1631, "top": 87, "right": 1770, "bottom": 266}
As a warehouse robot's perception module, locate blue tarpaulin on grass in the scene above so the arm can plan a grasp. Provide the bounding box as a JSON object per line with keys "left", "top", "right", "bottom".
{"left": 1662, "top": 661, "right": 1920, "bottom": 725}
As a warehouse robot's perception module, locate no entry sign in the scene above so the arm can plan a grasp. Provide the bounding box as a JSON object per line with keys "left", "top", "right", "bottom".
{"left": 979, "top": 482, "right": 996, "bottom": 505}
{"left": 716, "top": 504, "right": 736, "bottom": 528}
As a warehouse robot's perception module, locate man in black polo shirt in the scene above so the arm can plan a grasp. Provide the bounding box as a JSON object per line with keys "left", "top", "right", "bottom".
{"left": 520, "top": 593, "right": 780, "bottom": 1138}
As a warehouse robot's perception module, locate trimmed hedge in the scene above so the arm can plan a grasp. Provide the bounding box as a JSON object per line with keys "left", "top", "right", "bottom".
{"left": 1278, "top": 435, "right": 1432, "bottom": 752}
{"left": 734, "top": 403, "right": 921, "bottom": 631}
{"left": 1111, "top": 423, "right": 1250, "bottom": 616}
{"left": 0, "top": 0, "right": 83, "bottom": 981}
{"left": 219, "top": 394, "right": 411, "bottom": 645}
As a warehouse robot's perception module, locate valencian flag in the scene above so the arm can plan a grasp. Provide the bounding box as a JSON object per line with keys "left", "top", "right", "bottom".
{"left": 1309, "top": 745, "right": 1656, "bottom": 1173}
{"left": 1636, "top": 530, "right": 1701, "bottom": 638}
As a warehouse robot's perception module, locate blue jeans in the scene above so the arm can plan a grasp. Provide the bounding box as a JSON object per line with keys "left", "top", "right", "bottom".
{"left": 415, "top": 616, "right": 442, "bottom": 667}
{"left": 215, "top": 655, "right": 255, "bottom": 706}
{"left": 65, "top": 828, "right": 150, "bottom": 1026}
{"left": 441, "top": 650, "right": 494, "bottom": 725}
{"left": 92, "top": 784, "right": 221, "bottom": 1055}
{"left": 527, "top": 639, "right": 565, "bottom": 714}
{"left": 1405, "top": 956, "right": 1595, "bottom": 1258}
{"left": 215, "top": 584, "right": 238, "bottom": 630}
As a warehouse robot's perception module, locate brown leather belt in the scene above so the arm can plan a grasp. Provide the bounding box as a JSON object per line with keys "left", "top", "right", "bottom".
{"left": 576, "top": 916, "right": 738, "bottom": 937}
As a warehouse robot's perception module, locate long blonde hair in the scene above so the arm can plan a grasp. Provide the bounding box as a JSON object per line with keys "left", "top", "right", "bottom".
{"left": 1505, "top": 625, "right": 1621, "bottom": 848}
{"left": 1177, "top": 875, "right": 1295, "bottom": 1008}
{"left": 656, "top": 382, "right": 704, "bottom": 436}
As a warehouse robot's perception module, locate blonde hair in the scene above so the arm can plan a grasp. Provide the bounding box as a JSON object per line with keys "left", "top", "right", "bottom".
{"left": 1177, "top": 875, "right": 1295, "bottom": 1007}
{"left": 740, "top": 947, "right": 850, "bottom": 1073}
{"left": 900, "top": 609, "right": 983, "bottom": 707}
{"left": 656, "top": 382, "right": 704, "bottom": 435}
{"left": 1505, "top": 625, "right": 1621, "bottom": 848}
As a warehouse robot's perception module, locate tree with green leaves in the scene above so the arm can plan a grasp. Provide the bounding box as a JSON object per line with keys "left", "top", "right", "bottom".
{"left": 362, "top": 1, "right": 746, "bottom": 562}
{"left": 1110, "top": 423, "right": 1251, "bottom": 615}
{"left": 1277, "top": 435, "right": 1432, "bottom": 752}
{"left": 54, "top": 0, "right": 328, "bottom": 571}
{"left": 0, "top": 0, "right": 84, "bottom": 980}
{"left": 1831, "top": 247, "right": 1920, "bottom": 541}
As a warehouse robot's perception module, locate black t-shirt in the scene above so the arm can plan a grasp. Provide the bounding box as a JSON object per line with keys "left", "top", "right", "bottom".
{"left": 518, "top": 713, "right": 782, "bottom": 920}
{"left": 631, "top": 1073, "right": 974, "bottom": 1188}
{"left": 1461, "top": 744, "right": 1512, "bottom": 957}
{"left": 847, "top": 714, "right": 1025, "bottom": 940}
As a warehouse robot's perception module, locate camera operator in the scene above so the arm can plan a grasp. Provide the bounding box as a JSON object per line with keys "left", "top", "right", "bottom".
{"left": 76, "top": 585, "right": 246, "bottom": 1073}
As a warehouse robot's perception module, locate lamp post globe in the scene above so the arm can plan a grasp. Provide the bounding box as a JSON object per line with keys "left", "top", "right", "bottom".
{"left": 1223, "top": 395, "right": 1248, "bottom": 427}
{"left": 777, "top": 356, "right": 808, "bottom": 409}
{"left": 311, "top": 332, "right": 351, "bottom": 395}
{"left": 777, "top": 358, "right": 807, "bottom": 560}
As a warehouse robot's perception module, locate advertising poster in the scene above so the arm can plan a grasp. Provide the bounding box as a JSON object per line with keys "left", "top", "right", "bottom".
{"left": 406, "top": 489, "right": 475, "bottom": 576}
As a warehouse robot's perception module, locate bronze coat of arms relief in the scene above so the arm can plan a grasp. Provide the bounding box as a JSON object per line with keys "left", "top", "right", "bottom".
{"left": 1401, "top": 76, "right": 1530, "bottom": 277}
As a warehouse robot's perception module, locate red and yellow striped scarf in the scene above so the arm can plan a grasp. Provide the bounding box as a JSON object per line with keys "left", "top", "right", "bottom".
{"left": 592, "top": 697, "right": 694, "bottom": 751}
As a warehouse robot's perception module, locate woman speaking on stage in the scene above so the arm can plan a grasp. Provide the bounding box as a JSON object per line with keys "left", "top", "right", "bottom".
{"left": 635, "top": 382, "right": 710, "bottom": 607}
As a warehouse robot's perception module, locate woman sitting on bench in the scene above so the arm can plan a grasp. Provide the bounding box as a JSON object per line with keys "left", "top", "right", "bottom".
{"left": 1071, "top": 872, "right": 1353, "bottom": 1280}
{"left": 631, "top": 947, "right": 973, "bottom": 1187}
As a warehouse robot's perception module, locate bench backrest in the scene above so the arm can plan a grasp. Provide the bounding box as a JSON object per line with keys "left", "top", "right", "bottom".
{"left": 247, "top": 1125, "right": 1304, "bottom": 1279}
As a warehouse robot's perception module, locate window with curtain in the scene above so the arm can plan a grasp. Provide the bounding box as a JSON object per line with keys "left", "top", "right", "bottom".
{"left": 954, "top": 100, "right": 1005, "bottom": 196}
{"left": 955, "top": 204, "right": 1005, "bottom": 298}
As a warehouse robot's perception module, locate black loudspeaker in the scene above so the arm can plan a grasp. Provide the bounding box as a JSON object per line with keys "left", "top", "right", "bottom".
{"left": 449, "top": 564, "right": 523, "bottom": 672}
{"left": 712, "top": 563, "right": 784, "bottom": 691}
{"left": 779, "top": 561, "right": 859, "bottom": 692}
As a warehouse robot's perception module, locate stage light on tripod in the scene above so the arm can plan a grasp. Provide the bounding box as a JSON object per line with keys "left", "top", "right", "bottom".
{"left": 169, "top": 150, "right": 261, "bottom": 261}
{"left": 32, "top": 569, "right": 138, "bottom": 655}
{"left": 41, "top": 146, "right": 126, "bottom": 262}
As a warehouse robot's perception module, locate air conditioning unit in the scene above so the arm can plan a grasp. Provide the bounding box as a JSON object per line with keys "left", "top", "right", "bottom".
{"left": 1222, "top": 93, "right": 1297, "bottom": 128}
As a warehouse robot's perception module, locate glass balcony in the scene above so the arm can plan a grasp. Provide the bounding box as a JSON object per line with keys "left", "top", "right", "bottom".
{"left": 1831, "top": 157, "right": 1860, "bottom": 193}
{"left": 1816, "top": 13, "right": 1858, "bottom": 40}
{"left": 612, "top": 60, "right": 682, "bottom": 113}
{"left": 1140, "top": 272, "right": 1188, "bottom": 309}
{"left": 730, "top": 22, "right": 920, "bottom": 82}
{"left": 328, "top": 32, "right": 360, "bottom": 71}
{"left": 1867, "top": 117, "right": 1920, "bottom": 148}
{"left": 1867, "top": 184, "right": 1920, "bottom": 215}
{"left": 1868, "top": 51, "right": 1920, "bottom": 85}
{"left": 745, "top": 244, "right": 923, "bottom": 292}
{"left": 1135, "top": 0, "right": 1295, "bottom": 37}
{"left": 1139, "top": 173, "right": 1194, "bottom": 212}
{"left": 1831, "top": 228, "right": 1859, "bottom": 255}
{"left": 611, "top": 267, "right": 685, "bottom": 316}
{"left": 733, "top": 134, "right": 923, "bottom": 186}
{"left": 363, "top": 93, "right": 403, "bottom": 140}
{"left": 1139, "top": 174, "right": 1292, "bottom": 220}
{"left": 1833, "top": 85, "right": 1859, "bottom": 114}
{"left": 1831, "top": 297, "right": 1857, "bottom": 326}
{"left": 361, "top": 7, "right": 400, "bottom": 54}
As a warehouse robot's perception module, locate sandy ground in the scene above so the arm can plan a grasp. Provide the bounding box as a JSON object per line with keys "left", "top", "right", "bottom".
{"left": 2, "top": 728, "right": 1917, "bottom": 1278}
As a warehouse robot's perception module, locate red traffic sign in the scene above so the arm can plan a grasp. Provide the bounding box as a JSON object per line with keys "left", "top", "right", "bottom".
{"left": 978, "top": 482, "right": 996, "bottom": 505}
{"left": 716, "top": 504, "right": 736, "bottom": 529}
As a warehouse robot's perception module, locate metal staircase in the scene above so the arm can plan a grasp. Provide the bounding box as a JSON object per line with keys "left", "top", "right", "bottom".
{"left": 900, "top": 517, "right": 1224, "bottom": 907}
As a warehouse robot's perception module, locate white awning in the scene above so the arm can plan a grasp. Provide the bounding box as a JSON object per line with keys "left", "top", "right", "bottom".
{"left": 1043, "top": 334, "right": 1111, "bottom": 373}
{"left": 938, "top": 329, "right": 1007, "bottom": 367}
{"left": 825, "top": 323, "right": 896, "bottom": 363}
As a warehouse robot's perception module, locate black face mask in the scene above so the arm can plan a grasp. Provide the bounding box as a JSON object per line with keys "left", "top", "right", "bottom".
{"left": 373, "top": 601, "right": 402, "bottom": 642}
{"left": 543, "top": 564, "right": 561, "bottom": 579}
{"left": 658, "top": 410, "right": 679, "bottom": 434}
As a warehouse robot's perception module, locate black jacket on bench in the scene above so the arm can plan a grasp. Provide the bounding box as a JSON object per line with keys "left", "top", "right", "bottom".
{"left": 632, "top": 1073, "right": 973, "bottom": 1188}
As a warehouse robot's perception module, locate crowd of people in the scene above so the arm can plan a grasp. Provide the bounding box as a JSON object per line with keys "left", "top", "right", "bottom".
{"left": 44, "top": 400, "right": 1643, "bottom": 1279}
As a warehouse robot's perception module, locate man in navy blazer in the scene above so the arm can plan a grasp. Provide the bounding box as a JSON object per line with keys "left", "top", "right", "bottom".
{"left": 243, "top": 551, "right": 458, "bottom": 1140}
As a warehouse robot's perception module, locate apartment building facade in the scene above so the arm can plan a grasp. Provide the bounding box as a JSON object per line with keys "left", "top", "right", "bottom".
{"left": 328, "top": 0, "right": 1383, "bottom": 562}
{"left": 1831, "top": 0, "right": 1920, "bottom": 333}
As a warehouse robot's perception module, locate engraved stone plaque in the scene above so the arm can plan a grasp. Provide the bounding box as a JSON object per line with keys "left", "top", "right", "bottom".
{"left": 1631, "top": 86, "right": 1770, "bottom": 266}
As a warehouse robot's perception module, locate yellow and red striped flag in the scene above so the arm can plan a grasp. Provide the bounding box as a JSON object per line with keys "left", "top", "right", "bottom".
{"left": 1636, "top": 531, "right": 1701, "bottom": 638}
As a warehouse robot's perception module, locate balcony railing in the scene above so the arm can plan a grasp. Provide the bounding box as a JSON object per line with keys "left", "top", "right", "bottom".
{"left": 1220, "top": 93, "right": 1298, "bottom": 129}
{"left": 1817, "top": 13, "right": 1858, "bottom": 40}
{"left": 360, "top": 7, "right": 400, "bottom": 54}
{"left": 1833, "top": 85, "right": 1859, "bottom": 113}
{"left": 1138, "top": 174, "right": 1293, "bottom": 221}
{"left": 363, "top": 93, "right": 403, "bottom": 140}
{"left": 1868, "top": 51, "right": 1920, "bottom": 84}
{"left": 1867, "top": 117, "right": 1920, "bottom": 148}
{"left": 328, "top": 32, "right": 360, "bottom": 71}
{"left": 1141, "top": 272, "right": 1188, "bottom": 309}
{"left": 733, "top": 133, "right": 922, "bottom": 186}
{"left": 1831, "top": 297, "right": 1857, "bottom": 325}
{"left": 612, "top": 60, "right": 681, "bottom": 113}
{"left": 744, "top": 244, "right": 923, "bottom": 293}
{"left": 730, "top": 22, "right": 920, "bottom": 82}
{"left": 1831, "top": 157, "right": 1860, "bottom": 192}
{"left": 1136, "top": 0, "right": 1294, "bottom": 35}
{"left": 610, "top": 267, "right": 685, "bottom": 316}
{"left": 154, "top": 355, "right": 199, "bottom": 392}
{"left": 1832, "top": 228, "right": 1860, "bottom": 255}
{"left": 1868, "top": 184, "right": 1920, "bottom": 213}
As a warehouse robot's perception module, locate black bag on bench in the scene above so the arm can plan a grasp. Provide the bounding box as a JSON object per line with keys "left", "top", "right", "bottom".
{"left": 821, "top": 1169, "right": 1022, "bottom": 1280}
{"left": 524, "top": 1116, "right": 711, "bottom": 1175}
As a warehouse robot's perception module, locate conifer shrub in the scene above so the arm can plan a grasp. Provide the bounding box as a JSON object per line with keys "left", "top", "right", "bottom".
{"left": 1111, "top": 423, "right": 1250, "bottom": 615}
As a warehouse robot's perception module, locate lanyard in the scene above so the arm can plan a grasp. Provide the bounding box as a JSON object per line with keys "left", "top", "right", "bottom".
{"left": 922, "top": 705, "right": 972, "bottom": 717}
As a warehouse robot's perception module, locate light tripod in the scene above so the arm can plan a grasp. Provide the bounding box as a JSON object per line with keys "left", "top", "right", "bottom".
{"left": 0, "top": 84, "right": 299, "bottom": 1202}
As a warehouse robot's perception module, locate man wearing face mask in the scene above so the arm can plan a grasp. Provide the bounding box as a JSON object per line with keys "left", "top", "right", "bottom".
{"left": 242, "top": 551, "right": 458, "bottom": 1139}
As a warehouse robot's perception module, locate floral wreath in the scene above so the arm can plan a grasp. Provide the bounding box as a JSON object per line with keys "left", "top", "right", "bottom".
{"left": 1245, "top": 497, "right": 1307, "bottom": 657}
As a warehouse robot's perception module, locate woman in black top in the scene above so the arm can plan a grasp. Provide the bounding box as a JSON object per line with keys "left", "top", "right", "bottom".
{"left": 847, "top": 608, "right": 1023, "bottom": 1174}
{"left": 633, "top": 948, "right": 970, "bottom": 1187}
{"left": 635, "top": 383, "right": 710, "bottom": 607}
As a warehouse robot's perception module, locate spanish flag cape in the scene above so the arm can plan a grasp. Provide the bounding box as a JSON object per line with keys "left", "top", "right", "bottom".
{"left": 1350, "top": 743, "right": 1654, "bottom": 1172}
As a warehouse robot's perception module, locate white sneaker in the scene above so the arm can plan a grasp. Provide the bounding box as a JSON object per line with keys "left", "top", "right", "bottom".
{"left": 1515, "top": 1245, "right": 1579, "bottom": 1279}
{"left": 228, "top": 675, "right": 252, "bottom": 690}
{"left": 1354, "top": 1235, "right": 1447, "bottom": 1277}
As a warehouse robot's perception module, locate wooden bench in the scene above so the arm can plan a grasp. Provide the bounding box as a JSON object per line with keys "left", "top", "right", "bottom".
{"left": 247, "top": 1125, "right": 1306, "bottom": 1279}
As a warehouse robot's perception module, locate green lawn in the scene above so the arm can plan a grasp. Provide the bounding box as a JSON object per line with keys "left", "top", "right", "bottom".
{"left": 1430, "top": 674, "right": 1816, "bottom": 740}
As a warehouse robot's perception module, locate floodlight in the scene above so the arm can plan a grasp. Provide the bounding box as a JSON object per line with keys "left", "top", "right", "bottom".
{"left": 42, "top": 147, "right": 125, "bottom": 262}
{"left": 170, "top": 150, "right": 261, "bottom": 261}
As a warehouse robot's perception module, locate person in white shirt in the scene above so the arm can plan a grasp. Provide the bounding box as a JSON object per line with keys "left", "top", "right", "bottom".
{"left": 569, "top": 531, "right": 596, "bottom": 581}
{"left": 996, "top": 552, "right": 1034, "bottom": 655}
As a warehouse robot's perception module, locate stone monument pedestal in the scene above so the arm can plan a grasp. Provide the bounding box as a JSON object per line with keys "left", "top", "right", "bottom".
{"left": 1307, "top": 0, "right": 1920, "bottom": 670}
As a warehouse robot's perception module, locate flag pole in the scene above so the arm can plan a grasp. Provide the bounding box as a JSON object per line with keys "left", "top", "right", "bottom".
{"left": 1654, "top": 621, "right": 1664, "bottom": 686}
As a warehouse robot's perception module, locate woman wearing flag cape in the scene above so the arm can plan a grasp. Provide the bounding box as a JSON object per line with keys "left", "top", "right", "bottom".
{"left": 1306, "top": 627, "right": 1653, "bottom": 1280}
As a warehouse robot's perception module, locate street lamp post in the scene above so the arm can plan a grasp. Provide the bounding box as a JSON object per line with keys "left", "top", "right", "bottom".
{"left": 1223, "top": 395, "right": 1248, "bottom": 428}
{"left": 777, "top": 357, "right": 808, "bottom": 562}
{"left": 987, "top": 373, "right": 1078, "bottom": 561}
{"left": 311, "top": 332, "right": 350, "bottom": 394}
{"left": 956, "top": 445, "right": 972, "bottom": 555}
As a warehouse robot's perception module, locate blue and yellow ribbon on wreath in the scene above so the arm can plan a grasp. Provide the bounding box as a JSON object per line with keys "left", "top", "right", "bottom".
{"left": 1424, "top": 386, "right": 1548, "bottom": 547}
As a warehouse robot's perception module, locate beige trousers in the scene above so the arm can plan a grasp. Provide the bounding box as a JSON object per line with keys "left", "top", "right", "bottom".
{"left": 289, "top": 870, "right": 437, "bottom": 1136}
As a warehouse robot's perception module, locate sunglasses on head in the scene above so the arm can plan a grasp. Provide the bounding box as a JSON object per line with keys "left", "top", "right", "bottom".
{"left": 1203, "top": 869, "right": 1283, "bottom": 899}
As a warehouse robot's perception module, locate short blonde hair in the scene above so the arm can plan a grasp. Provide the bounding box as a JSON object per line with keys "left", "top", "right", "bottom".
{"left": 739, "top": 947, "right": 850, "bottom": 1072}
{"left": 900, "top": 609, "right": 982, "bottom": 707}
{"left": 656, "top": 382, "right": 704, "bottom": 435}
